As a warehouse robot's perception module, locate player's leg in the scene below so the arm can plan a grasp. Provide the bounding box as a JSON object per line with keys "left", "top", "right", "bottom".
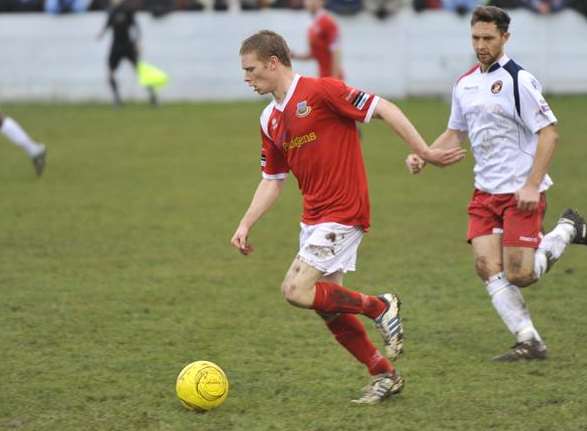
{"left": 281, "top": 256, "right": 385, "bottom": 317}
{"left": 0, "top": 112, "right": 46, "bottom": 176}
{"left": 317, "top": 272, "right": 395, "bottom": 377}
{"left": 314, "top": 270, "right": 403, "bottom": 403}
{"left": 472, "top": 235, "right": 546, "bottom": 360}
{"left": 281, "top": 223, "right": 403, "bottom": 360}
{"left": 493, "top": 199, "right": 549, "bottom": 360}
{"left": 500, "top": 192, "right": 546, "bottom": 287}
{"left": 534, "top": 208, "right": 587, "bottom": 278}
{"left": 108, "top": 48, "right": 123, "bottom": 106}
{"left": 468, "top": 191, "right": 544, "bottom": 360}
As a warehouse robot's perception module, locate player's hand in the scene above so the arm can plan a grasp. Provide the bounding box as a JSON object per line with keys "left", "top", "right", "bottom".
{"left": 405, "top": 153, "right": 426, "bottom": 174}
{"left": 515, "top": 185, "right": 540, "bottom": 212}
{"left": 421, "top": 147, "right": 466, "bottom": 167}
{"left": 230, "top": 225, "right": 255, "bottom": 256}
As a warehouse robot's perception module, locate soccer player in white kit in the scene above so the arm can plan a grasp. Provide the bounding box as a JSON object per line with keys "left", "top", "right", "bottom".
{"left": 405, "top": 5, "right": 587, "bottom": 361}
{"left": 0, "top": 112, "right": 46, "bottom": 176}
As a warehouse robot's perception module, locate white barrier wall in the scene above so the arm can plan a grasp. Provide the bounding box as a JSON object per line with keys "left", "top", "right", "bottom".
{"left": 1, "top": 9, "right": 586, "bottom": 102}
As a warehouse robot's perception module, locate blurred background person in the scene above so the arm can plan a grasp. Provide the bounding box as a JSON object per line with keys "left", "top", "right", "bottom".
{"left": 367, "top": 0, "right": 403, "bottom": 19}
{"left": 443, "top": 0, "right": 484, "bottom": 15}
{"left": 487, "top": 0, "right": 569, "bottom": 13}
{"left": 413, "top": 0, "right": 442, "bottom": 12}
{"left": 291, "top": 0, "right": 344, "bottom": 79}
{"left": 45, "top": 0, "right": 92, "bottom": 13}
{"left": 520, "top": 0, "right": 567, "bottom": 13}
{"left": 0, "top": 112, "right": 46, "bottom": 177}
{"left": 97, "top": 0, "right": 158, "bottom": 106}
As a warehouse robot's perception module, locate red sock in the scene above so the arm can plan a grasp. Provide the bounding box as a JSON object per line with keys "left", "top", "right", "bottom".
{"left": 312, "top": 282, "right": 386, "bottom": 319}
{"left": 326, "top": 314, "right": 394, "bottom": 376}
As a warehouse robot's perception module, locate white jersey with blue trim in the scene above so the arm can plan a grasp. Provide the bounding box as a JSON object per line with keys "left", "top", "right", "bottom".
{"left": 448, "top": 54, "right": 558, "bottom": 194}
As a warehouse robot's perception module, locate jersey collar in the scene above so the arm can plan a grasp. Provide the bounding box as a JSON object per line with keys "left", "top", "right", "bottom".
{"left": 274, "top": 73, "right": 301, "bottom": 112}
{"left": 484, "top": 54, "right": 510, "bottom": 73}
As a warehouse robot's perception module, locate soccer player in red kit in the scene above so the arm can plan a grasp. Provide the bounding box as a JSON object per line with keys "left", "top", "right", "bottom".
{"left": 292, "top": 0, "right": 343, "bottom": 79}
{"left": 231, "top": 30, "right": 465, "bottom": 404}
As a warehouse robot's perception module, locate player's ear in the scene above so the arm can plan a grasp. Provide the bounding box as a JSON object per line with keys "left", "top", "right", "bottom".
{"left": 502, "top": 31, "right": 510, "bottom": 43}
{"left": 268, "top": 55, "right": 279, "bottom": 71}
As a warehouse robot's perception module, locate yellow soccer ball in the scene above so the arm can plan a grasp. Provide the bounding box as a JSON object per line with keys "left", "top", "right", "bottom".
{"left": 176, "top": 361, "right": 229, "bottom": 411}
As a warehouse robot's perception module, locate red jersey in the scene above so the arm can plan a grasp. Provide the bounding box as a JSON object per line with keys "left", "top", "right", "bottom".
{"left": 259, "top": 75, "right": 380, "bottom": 230}
{"left": 308, "top": 10, "right": 341, "bottom": 78}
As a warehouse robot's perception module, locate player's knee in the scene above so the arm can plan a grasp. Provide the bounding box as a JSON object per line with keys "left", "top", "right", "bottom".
{"left": 505, "top": 270, "right": 535, "bottom": 288}
{"left": 474, "top": 256, "right": 501, "bottom": 280}
{"left": 281, "top": 279, "right": 314, "bottom": 307}
{"left": 281, "top": 280, "right": 302, "bottom": 305}
{"left": 505, "top": 257, "right": 536, "bottom": 287}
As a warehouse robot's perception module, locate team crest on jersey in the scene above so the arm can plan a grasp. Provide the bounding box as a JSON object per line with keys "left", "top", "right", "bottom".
{"left": 539, "top": 99, "right": 551, "bottom": 113}
{"left": 491, "top": 80, "right": 503, "bottom": 94}
{"left": 296, "top": 101, "right": 312, "bottom": 118}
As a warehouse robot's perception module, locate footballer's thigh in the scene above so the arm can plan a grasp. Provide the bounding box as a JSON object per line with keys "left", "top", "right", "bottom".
{"left": 500, "top": 198, "right": 545, "bottom": 287}
{"left": 503, "top": 247, "right": 537, "bottom": 287}
{"left": 471, "top": 234, "right": 504, "bottom": 281}
{"left": 281, "top": 256, "right": 323, "bottom": 308}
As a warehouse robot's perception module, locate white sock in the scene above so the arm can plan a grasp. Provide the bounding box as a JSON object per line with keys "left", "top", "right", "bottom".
{"left": 1, "top": 117, "right": 43, "bottom": 158}
{"left": 485, "top": 272, "right": 543, "bottom": 344}
{"left": 533, "top": 223, "right": 575, "bottom": 279}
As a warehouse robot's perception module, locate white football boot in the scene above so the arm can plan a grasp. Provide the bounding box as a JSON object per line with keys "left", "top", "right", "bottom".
{"left": 374, "top": 293, "right": 404, "bottom": 360}
{"left": 351, "top": 372, "right": 404, "bottom": 405}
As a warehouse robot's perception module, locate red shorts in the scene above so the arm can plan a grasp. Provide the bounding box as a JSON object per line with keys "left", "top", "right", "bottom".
{"left": 467, "top": 189, "right": 546, "bottom": 248}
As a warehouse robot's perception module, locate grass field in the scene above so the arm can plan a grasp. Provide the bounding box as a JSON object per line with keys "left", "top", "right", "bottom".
{"left": 1, "top": 97, "right": 586, "bottom": 431}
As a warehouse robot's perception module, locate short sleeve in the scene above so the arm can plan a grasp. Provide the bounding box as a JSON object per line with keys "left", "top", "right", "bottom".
{"left": 518, "top": 71, "right": 557, "bottom": 134}
{"left": 319, "top": 78, "right": 380, "bottom": 123}
{"left": 260, "top": 127, "right": 289, "bottom": 180}
{"left": 447, "top": 85, "right": 467, "bottom": 132}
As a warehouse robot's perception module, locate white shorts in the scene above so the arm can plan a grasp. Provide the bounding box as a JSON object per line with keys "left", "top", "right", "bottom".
{"left": 298, "top": 222, "right": 364, "bottom": 276}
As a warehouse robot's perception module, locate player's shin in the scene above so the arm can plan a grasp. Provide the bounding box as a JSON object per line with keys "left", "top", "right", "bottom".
{"left": 325, "top": 314, "right": 394, "bottom": 375}
{"left": 485, "top": 272, "right": 543, "bottom": 344}
{"left": 0, "top": 117, "right": 43, "bottom": 157}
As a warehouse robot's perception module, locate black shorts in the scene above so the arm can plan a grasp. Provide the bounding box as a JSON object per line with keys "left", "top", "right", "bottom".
{"left": 108, "top": 43, "right": 138, "bottom": 70}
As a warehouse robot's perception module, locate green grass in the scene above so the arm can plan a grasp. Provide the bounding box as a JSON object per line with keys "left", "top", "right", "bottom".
{"left": 1, "top": 97, "right": 586, "bottom": 431}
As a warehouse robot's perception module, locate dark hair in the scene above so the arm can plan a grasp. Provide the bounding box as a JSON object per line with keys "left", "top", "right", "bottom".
{"left": 471, "top": 5, "right": 511, "bottom": 33}
{"left": 240, "top": 30, "right": 292, "bottom": 67}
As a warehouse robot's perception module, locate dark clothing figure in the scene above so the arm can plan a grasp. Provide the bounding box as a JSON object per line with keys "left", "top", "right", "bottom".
{"left": 98, "top": 1, "right": 158, "bottom": 106}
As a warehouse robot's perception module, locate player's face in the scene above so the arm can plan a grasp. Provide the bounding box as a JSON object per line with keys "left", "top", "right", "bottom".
{"left": 241, "top": 52, "right": 276, "bottom": 95}
{"left": 471, "top": 21, "right": 509, "bottom": 69}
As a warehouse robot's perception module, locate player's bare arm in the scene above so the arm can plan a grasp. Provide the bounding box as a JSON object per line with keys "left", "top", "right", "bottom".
{"left": 373, "top": 99, "right": 466, "bottom": 167}
{"left": 515, "top": 123, "right": 558, "bottom": 211}
{"left": 406, "top": 128, "right": 467, "bottom": 174}
{"left": 332, "top": 48, "right": 343, "bottom": 79}
{"left": 230, "top": 178, "right": 285, "bottom": 255}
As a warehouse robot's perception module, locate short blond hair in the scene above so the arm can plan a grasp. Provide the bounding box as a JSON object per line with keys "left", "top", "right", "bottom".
{"left": 240, "top": 30, "right": 292, "bottom": 67}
